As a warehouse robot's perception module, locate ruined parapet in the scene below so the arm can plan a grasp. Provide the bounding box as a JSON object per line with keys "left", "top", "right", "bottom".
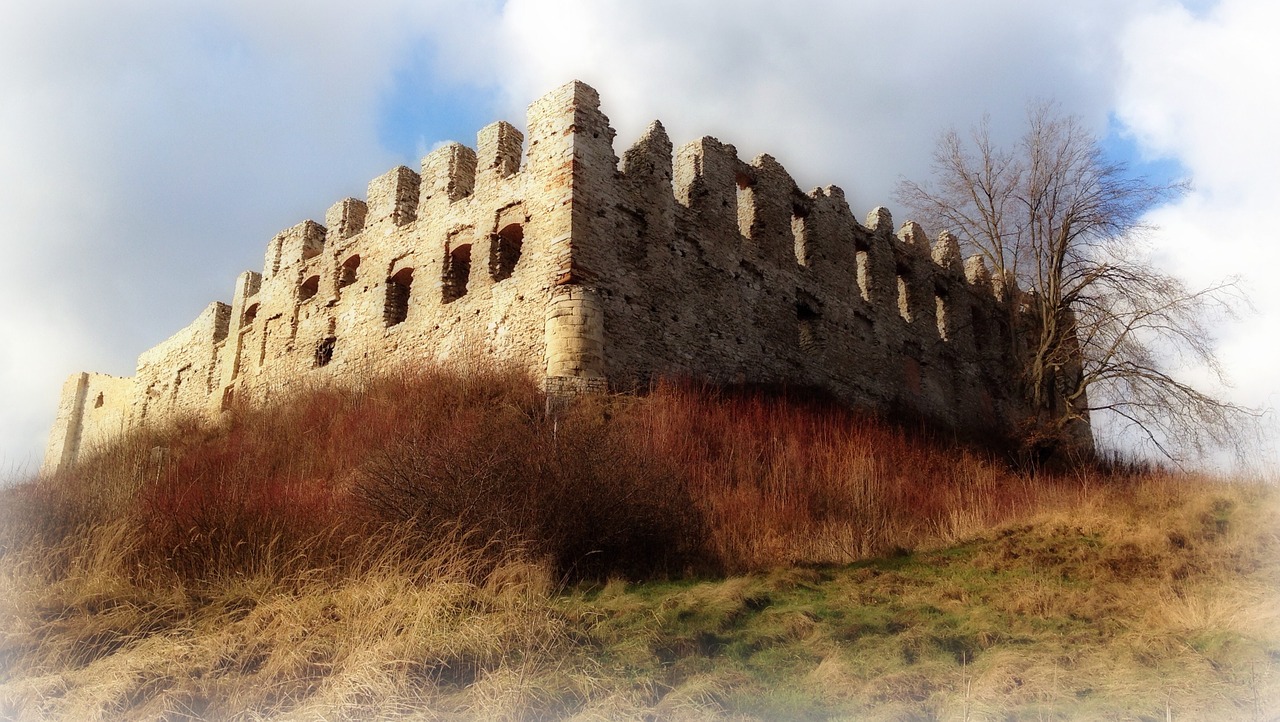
{"left": 46, "top": 79, "right": 1078, "bottom": 474}
{"left": 738, "top": 153, "right": 805, "bottom": 268}
{"left": 230, "top": 271, "right": 262, "bottom": 325}
{"left": 675, "top": 137, "right": 742, "bottom": 234}
{"left": 132, "top": 302, "right": 231, "bottom": 426}
{"left": 932, "top": 231, "right": 964, "bottom": 276}
{"left": 589, "top": 118, "right": 1051, "bottom": 434}
{"left": 265, "top": 221, "right": 326, "bottom": 280}
{"left": 964, "top": 255, "right": 992, "bottom": 290}
{"left": 622, "top": 121, "right": 674, "bottom": 182}
{"left": 477, "top": 121, "right": 524, "bottom": 179}
{"left": 992, "top": 268, "right": 1020, "bottom": 303}
{"left": 528, "top": 80, "right": 616, "bottom": 286}
{"left": 325, "top": 198, "right": 367, "bottom": 244}
{"left": 618, "top": 120, "right": 677, "bottom": 264}
{"left": 896, "top": 221, "right": 931, "bottom": 257}
{"left": 796, "top": 185, "right": 857, "bottom": 286}
{"left": 366, "top": 166, "right": 420, "bottom": 228}
{"left": 216, "top": 270, "right": 264, "bottom": 397}
{"left": 42, "top": 372, "right": 135, "bottom": 476}
{"left": 420, "top": 143, "right": 478, "bottom": 213}
{"left": 42, "top": 373, "right": 90, "bottom": 475}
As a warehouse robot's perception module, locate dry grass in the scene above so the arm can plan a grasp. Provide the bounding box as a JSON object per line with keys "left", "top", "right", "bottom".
{"left": 1, "top": 369, "right": 1277, "bottom": 719}
{"left": 0, "top": 520, "right": 583, "bottom": 720}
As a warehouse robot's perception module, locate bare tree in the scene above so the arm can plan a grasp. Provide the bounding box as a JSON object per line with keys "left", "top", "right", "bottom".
{"left": 897, "top": 102, "right": 1254, "bottom": 462}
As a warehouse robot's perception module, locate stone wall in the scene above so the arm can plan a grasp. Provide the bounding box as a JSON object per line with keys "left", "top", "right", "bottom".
{"left": 43, "top": 372, "right": 134, "bottom": 472}
{"left": 44, "top": 80, "right": 1061, "bottom": 475}
{"left": 582, "top": 111, "right": 1024, "bottom": 433}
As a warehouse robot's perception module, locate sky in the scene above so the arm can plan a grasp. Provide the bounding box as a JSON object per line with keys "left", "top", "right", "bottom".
{"left": 1, "top": 0, "right": 1276, "bottom": 478}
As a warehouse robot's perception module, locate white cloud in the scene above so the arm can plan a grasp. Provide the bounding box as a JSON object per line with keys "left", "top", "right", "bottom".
{"left": 1115, "top": 0, "right": 1280, "bottom": 468}
{"left": 492, "top": 0, "right": 1162, "bottom": 205}
{"left": 485, "top": 0, "right": 1280, "bottom": 464}
{"left": 0, "top": 0, "right": 483, "bottom": 474}
{"left": 1118, "top": 0, "right": 1280, "bottom": 201}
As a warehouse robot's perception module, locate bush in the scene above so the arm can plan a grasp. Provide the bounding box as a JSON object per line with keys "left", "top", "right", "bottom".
{"left": 357, "top": 393, "right": 708, "bottom": 580}
{"left": 6, "top": 366, "right": 1107, "bottom": 584}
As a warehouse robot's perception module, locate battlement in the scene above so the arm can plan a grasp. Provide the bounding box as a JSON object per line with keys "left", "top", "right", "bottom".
{"left": 44, "top": 80, "right": 1059, "bottom": 475}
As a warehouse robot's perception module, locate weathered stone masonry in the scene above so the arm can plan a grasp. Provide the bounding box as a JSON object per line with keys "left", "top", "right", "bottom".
{"left": 44, "top": 80, "right": 1052, "bottom": 474}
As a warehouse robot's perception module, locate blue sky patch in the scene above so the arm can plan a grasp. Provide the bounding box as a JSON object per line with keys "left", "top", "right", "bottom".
{"left": 1177, "top": 0, "right": 1220, "bottom": 19}
{"left": 1101, "top": 114, "right": 1190, "bottom": 190}
{"left": 377, "top": 41, "right": 503, "bottom": 162}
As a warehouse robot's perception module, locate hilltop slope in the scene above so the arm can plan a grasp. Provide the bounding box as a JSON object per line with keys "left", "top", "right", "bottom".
{"left": 2, "top": 371, "right": 1276, "bottom": 719}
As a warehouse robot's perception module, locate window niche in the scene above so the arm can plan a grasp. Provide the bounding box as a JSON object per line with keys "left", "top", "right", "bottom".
{"left": 489, "top": 224, "right": 523, "bottom": 281}
{"left": 855, "top": 238, "right": 872, "bottom": 303}
{"left": 735, "top": 171, "right": 754, "bottom": 238}
{"left": 896, "top": 264, "right": 913, "bottom": 323}
{"left": 442, "top": 243, "right": 472, "bottom": 303}
{"left": 299, "top": 275, "right": 320, "bottom": 302}
{"left": 971, "top": 306, "right": 989, "bottom": 352}
{"left": 935, "top": 286, "right": 951, "bottom": 341}
{"left": 791, "top": 202, "right": 811, "bottom": 267}
{"left": 241, "top": 302, "right": 259, "bottom": 328}
{"left": 384, "top": 267, "right": 413, "bottom": 327}
{"left": 314, "top": 336, "right": 336, "bottom": 367}
{"left": 338, "top": 255, "right": 360, "bottom": 289}
{"left": 796, "top": 293, "right": 823, "bottom": 353}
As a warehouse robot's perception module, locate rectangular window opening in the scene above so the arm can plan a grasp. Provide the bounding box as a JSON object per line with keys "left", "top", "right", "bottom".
{"left": 935, "top": 288, "right": 950, "bottom": 341}
{"left": 855, "top": 240, "right": 872, "bottom": 302}
{"left": 896, "top": 270, "right": 913, "bottom": 323}
{"left": 735, "top": 171, "right": 754, "bottom": 238}
{"left": 792, "top": 203, "right": 810, "bottom": 267}
{"left": 443, "top": 243, "right": 473, "bottom": 303}
{"left": 490, "top": 224, "right": 523, "bottom": 281}
{"left": 314, "top": 336, "right": 336, "bottom": 367}
{"left": 796, "top": 295, "right": 822, "bottom": 353}
{"left": 384, "top": 268, "right": 413, "bottom": 327}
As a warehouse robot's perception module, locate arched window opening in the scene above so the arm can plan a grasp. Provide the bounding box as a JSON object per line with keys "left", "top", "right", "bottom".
{"left": 442, "top": 243, "right": 472, "bottom": 303}
{"left": 314, "top": 336, "right": 336, "bottom": 367}
{"left": 384, "top": 267, "right": 413, "bottom": 327}
{"left": 299, "top": 275, "right": 320, "bottom": 302}
{"left": 241, "top": 302, "right": 259, "bottom": 328}
{"left": 490, "top": 224, "right": 523, "bottom": 281}
{"left": 338, "top": 255, "right": 360, "bottom": 289}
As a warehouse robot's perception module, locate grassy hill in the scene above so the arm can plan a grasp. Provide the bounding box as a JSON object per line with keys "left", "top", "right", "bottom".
{"left": 2, "top": 370, "right": 1277, "bottom": 719}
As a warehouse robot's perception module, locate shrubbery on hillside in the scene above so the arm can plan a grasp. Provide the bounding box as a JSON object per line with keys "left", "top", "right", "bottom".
{"left": 1, "top": 369, "right": 1276, "bottom": 719}
{"left": 5, "top": 368, "right": 1094, "bottom": 580}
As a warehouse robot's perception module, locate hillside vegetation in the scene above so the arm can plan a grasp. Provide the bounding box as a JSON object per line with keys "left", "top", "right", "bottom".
{"left": 2, "top": 370, "right": 1277, "bottom": 719}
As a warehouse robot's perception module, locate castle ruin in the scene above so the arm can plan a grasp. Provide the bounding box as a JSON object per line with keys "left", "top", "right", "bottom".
{"left": 44, "top": 80, "right": 1055, "bottom": 474}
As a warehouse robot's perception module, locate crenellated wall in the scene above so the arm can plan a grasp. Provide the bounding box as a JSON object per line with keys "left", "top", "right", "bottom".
{"left": 576, "top": 98, "right": 1027, "bottom": 433}
{"left": 44, "top": 80, "right": 1066, "bottom": 474}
